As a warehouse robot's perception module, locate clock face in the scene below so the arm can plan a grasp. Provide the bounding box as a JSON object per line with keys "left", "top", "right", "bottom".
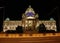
{"left": 26, "top": 12, "right": 34, "bottom": 17}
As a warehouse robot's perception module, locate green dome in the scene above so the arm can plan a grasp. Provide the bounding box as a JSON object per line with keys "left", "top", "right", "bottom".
{"left": 5, "top": 18, "right": 10, "bottom": 21}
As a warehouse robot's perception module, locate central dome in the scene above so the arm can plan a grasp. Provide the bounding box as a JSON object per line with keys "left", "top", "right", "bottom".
{"left": 25, "top": 5, "right": 35, "bottom": 15}
{"left": 22, "top": 5, "right": 39, "bottom": 19}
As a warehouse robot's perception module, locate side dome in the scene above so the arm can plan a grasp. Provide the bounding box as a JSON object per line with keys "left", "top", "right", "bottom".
{"left": 5, "top": 17, "right": 10, "bottom": 21}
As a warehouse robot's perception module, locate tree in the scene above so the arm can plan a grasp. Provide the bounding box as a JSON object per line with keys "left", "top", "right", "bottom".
{"left": 16, "top": 26, "right": 23, "bottom": 33}
{"left": 38, "top": 23, "right": 46, "bottom": 33}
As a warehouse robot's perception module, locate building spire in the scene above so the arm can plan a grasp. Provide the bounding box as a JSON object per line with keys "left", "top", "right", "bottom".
{"left": 29, "top": 5, "right": 31, "bottom": 8}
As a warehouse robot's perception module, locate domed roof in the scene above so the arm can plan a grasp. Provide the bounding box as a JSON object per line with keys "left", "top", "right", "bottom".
{"left": 5, "top": 17, "right": 10, "bottom": 21}
{"left": 25, "top": 5, "right": 35, "bottom": 14}
{"left": 50, "top": 18, "right": 55, "bottom": 21}
{"left": 22, "top": 5, "right": 39, "bottom": 19}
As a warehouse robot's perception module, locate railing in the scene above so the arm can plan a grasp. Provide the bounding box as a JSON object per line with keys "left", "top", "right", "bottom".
{"left": 0, "top": 33, "right": 60, "bottom": 38}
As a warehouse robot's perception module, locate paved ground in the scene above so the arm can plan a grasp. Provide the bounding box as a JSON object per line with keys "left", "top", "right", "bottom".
{"left": 0, "top": 36, "right": 60, "bottom": 43}
{"left": 0, "top": 33, "right": 60, "bottom": 43}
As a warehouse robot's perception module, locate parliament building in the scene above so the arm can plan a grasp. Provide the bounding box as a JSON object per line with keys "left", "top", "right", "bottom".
{"left": 3, "top": 5, "right": 57, "bottom": 33}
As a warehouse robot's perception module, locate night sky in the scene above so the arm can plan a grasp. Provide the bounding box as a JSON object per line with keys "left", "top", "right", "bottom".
{"left": 0, "top": 0, "right": 60, "bottom": 31}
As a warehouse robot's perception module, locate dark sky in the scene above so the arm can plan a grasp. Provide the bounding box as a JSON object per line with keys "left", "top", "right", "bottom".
{"left": 0, "top": 0, "right": 60, "bottom": 20}
{"left": 0, "top": 0, "right": 60, "bottom": 31}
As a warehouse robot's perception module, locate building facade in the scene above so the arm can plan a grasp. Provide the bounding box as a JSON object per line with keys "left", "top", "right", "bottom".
{"left": 3, "top": 5, "right": 57, "bottom": 33}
